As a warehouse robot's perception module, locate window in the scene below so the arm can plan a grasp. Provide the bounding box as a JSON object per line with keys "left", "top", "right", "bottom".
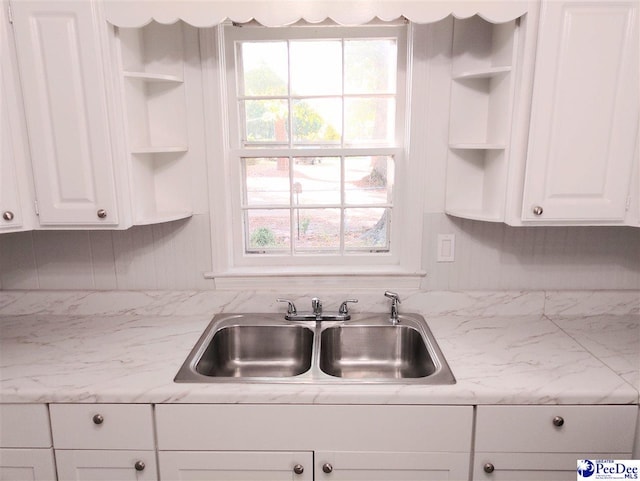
{"left": 205, "top": 23, "right": 425, "bottom": 285}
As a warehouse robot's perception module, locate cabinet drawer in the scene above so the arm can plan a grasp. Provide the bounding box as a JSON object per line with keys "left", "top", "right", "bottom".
{"left": 476, "top": 405, "right": 637, "bottom": 453}
{"left": 0, "top": 404, "right": 51, "bottom": 448}
{"left": 50, "top": 404, "right": 154, "bottom": 450}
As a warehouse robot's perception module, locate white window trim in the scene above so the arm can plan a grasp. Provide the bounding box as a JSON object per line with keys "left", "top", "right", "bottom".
{"left": 202, "top": 23, "right": 426, "bottom": 288}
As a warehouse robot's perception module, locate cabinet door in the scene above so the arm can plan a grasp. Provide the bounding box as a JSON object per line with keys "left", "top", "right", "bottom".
{"left": 315, "top": 452, "right": 470, "bottom": 481}
{"left": 522, "top": 0, "right": 639, "bottom": 222}
{"left": 0, "top": 1, "right": 31, "bottom": 232}
{"left": 11, "top": 0, "right": 119, "bottom": 226}
{"left": 0, "top": 449, "right": 56, "bottom": 481}
{"left": 55, "top": 450, "right": 157, "bottom": 481}
{"left": 159, "top": 451, "right": 313, "bottom": 481}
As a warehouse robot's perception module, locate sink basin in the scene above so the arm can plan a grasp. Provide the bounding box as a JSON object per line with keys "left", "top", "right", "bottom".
{"left": 174, "top": 313, "right": 455, "bottom": 384}
{"left": 319, "top": 325, "right": 435, "bottom": 379}
{"left": 196, "top": 325, "right": 313, "bottom": 377}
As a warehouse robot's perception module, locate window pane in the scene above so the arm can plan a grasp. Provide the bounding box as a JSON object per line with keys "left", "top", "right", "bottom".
{"left": 293, "top": 157, "right": 340, "bottom": 205}
{"left": 344, "top": 208, "right": 390, "bottom": 250}
{"left": 344, "top": 156, "right": 394, "bottom": 205}
{"left": 344, "top": 97, "right": 395, "bottom": 144}
{"left": 239, "top": 42, "right": 288, "bottom": 96}
{"left": 245, "top": 209, "right": 290, "bottom": 252}
{"left": 290, "top": 41, "right": 342, "bottom": 95}
{"left": 294, "top": 208, "right": 341, "bottom": 252}
{"left": 243, "top": 158, "right": 290, "bottom": 205}
{"left": 292, "top": 99, "right": 342, "bottom": 144}
{"left": 242, "top": 99, "right": 289, "bottom": 143}
{"left": 345, "top": 39, "right": 397, "bottom": 94}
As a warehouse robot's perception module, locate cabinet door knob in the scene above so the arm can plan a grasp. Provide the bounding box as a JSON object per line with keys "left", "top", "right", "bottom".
{"left": 532, "top": 205, "right": 544, "bottom": 216}
{"left": 92, "top": 414, "right": 104, "bottom": 425}
{"left": 2, "top": 211, "right": 14, "bottom": 221}
{"left": 322, "top": 463, "right": 333, "bottom": 474}
{"left": 484, "top": 463, "right": 495, "bottom": 473}
{"left": 134, "top": 461, "right": 145, "bottom": 471}
{"left": 293, "top": 464, "right": 304, "bottom": 475}
{"left": 97, "top": 209, "right": 107, "bottom": 219}
{"left": 553, "top": 415, "right": 565, "bottom": 427}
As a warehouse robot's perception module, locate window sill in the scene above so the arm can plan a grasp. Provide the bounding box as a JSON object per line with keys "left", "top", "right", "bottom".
{"left": 204, "top": 266, "right": 426, "bottom": 289}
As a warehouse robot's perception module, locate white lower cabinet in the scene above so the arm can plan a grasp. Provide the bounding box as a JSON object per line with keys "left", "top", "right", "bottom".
{"left": 0, "top": 449, "right": 56, "bottom": 481}
{"left": 156, "top": 405, "right": 474, "bottom": 481}
{"left": 473, "top": 405, "right": 638, "bottom": 480}
{"left": 0, "top": 404, "right": 55, "bottom": 481}
{"left": 49, "top": 404, "right": 157, "bottom": 481}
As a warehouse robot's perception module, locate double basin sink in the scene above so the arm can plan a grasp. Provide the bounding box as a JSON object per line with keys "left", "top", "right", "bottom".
{"left": 175, "top": 313, "right": 455, "bottom": 384}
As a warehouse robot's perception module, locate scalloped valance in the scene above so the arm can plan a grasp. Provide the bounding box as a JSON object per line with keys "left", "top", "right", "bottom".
{"left": 103, "top": 0, "right": 530, "bottom": 28}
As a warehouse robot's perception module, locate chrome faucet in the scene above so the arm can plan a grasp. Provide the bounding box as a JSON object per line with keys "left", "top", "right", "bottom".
{"left": 384, "top": 291, "right": 401, "bottom": 325}
{"left": 277, "top": 298, "right": 358, "bottom": 321}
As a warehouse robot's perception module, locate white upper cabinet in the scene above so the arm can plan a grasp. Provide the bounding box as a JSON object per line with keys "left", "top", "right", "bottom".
{"left": 522, "top": 0, "right": 639, "bottom": 223}
{"left": 10, "top": 0, "right": 120, "bottom": 227}
{"left": 0, "top": 1, "right": 33, "bottom": 233}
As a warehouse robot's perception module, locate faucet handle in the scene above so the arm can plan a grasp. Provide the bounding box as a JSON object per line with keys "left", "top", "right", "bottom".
{"left": 276, "top": 298, "right": 297, "bottom": 315}
{"left": 339, "top": 299, "right": 358, "bottom": 314}
{"left": 311, "top": 297, "right": 322, "bottom": 315}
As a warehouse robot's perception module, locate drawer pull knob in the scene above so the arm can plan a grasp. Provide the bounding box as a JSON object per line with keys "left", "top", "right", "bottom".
{"left": 322, "top": 463, "right": 333, "bottom": 474}
{"left": 2, "top": 211, "right": 14, "bottom": 221}
{"left": 134, "top": 461, "right": 145, "bottom": 471}
{"left": 484, "top": 463, "right": 495, "bottom": 473}
{"left": 92, "top": 414, "right": 104, "bottom": 425}
{"left": 532, "top": 205, "right": 544, "bottom": 216}
{"left": 293, "top": 464, "right": 304, "bottom": 475}
{"left": 97, "top": 209, "right": 107, "bottom": 219}
{"left": 553, "top": 415, "right": 565, "bottom": 427}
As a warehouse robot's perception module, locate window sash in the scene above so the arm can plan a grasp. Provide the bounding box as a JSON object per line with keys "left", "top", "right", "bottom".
{"left": 222, "top": 24, "right": 409, "bottom": 269}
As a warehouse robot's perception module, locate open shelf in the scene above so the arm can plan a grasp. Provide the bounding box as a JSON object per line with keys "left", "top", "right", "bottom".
{"left": 449, "top": 73, "right": 511, "bottom": 146}
{"left": 116, "top": 21, "right": 193, "bottom": 226}
{"left": 130, "top": 152, "right": 192, "bottom": 225}
{"left": 123, "top": 71, "right": 184, "bottom": 83}
{"left": 445, "top": 148, "right": 508, "bottom": 222}
{"left": 445, "top": 16, "right": 520, "bottom": 222}
{"left": 452, "top": 66, "right": 511, "bottom": 80}
{"left": 118, "top": 22, "right": 185, "bottom": 79}
{"left": 451, "top": 17, "right": 516, "bottom": 77}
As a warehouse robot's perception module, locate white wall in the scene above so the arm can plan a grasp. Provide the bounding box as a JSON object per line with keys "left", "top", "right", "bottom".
{"left": 1, "top": 20, "right": 638, "bottom": 292}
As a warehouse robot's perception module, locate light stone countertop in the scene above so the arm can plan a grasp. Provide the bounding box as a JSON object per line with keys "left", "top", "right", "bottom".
{"left": 0, "top": 290, "right": 638, "bottom": 405}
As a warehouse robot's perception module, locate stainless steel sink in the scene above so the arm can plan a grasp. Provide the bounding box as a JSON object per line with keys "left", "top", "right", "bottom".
{"left": 319, "top": 325, "right": 435, "bottom": 379}
{"left": 196, "top": 325, "right": 313, "bottom": 377}
{"left": 174, "top": 313, "right": 455, "bottom": 384}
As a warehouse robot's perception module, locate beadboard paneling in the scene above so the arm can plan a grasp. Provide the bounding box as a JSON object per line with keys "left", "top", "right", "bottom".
{"left": 422, "top": 213, "right": 640, "bottom": 290}
{"left": 1, "top": 213, "right": 638, "bottom": 291}
{"left": 0, "top": 214, "right": 212, "bottom": 290}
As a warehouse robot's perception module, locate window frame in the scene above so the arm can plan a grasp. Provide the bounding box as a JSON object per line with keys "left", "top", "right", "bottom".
{"left": 202, "top": 23, "right": 426, "bottom": 287}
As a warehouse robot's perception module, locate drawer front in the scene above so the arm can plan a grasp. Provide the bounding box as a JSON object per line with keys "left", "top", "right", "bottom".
{"left": 50, "top": 404, "right": 154, "bottom": 450}
{"left": 0, "top": 404, "right": 52, "bottom": 448}
{"left": 156, "top": 405, "right": 473, "bottom": 452}
{"left": 476, "top": 405, "right": 637, "bottom": 453}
